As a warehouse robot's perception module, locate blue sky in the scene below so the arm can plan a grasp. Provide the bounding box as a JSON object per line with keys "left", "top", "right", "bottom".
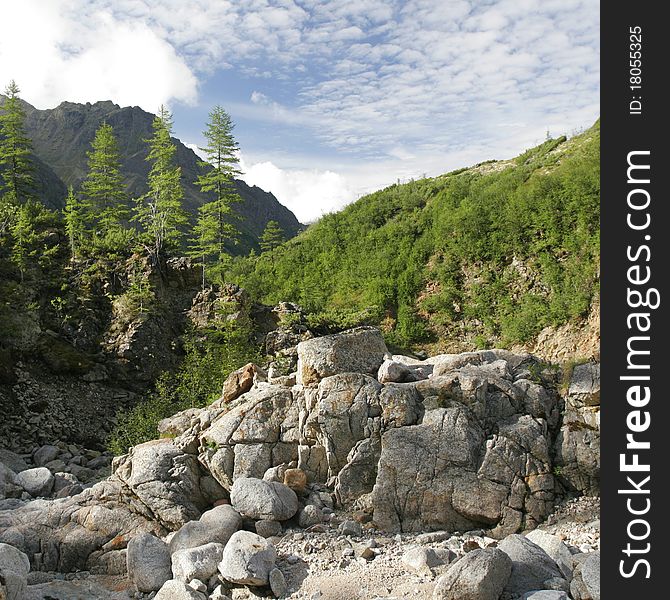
{"left": 0, "top": 0, "right": 599, "bottom": 222}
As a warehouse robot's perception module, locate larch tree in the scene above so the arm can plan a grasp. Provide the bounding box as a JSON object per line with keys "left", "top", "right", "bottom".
{"left": 0, "top": 80, "right": 35, "bottom": 233}
{"left": 259, "top": 220, "right": 285, "bottom": 253}
{"left": 191, "top": 105, "right": 241, "bottom": 279}
{"left": 63, "top": 185, "right": 85, "bottom": 260}
{"left": 81, "top": 122, "right": 128, "bottom": 237}
{"left": 134, "top": 105, "right": 188, "bottom": 262}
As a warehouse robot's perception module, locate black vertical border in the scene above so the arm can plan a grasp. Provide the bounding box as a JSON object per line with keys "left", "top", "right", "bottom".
{"left": 601, "top": 2, "right": 669, "bottom": 596}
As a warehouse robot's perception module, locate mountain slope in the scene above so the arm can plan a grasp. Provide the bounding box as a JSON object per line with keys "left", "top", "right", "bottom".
{"left": 231, "top": 122, "right": 600, "bottom": 355}
{"left": 17, "top": 99, "right": 302, "bottom": 254}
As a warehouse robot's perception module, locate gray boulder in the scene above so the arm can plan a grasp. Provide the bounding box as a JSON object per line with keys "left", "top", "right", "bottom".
{"left": 522, "top": 592, "right": 570, "bottom": 600}
{"left": 378, "top": 359, "right": 432, "bottom": 383}
{"left": 154, "top": 579, "right": 208, "bottom": 600}
{"left": 0, "top": 449, "right": 29, "bottom": 473}
{"left": 269, "top": 567, "right": 288, "bottom": 598}
{"left": 298, "top": 504, "right": 323, "bottom": 528}
{"left": 14, "top": 467, "right": 54, "bottom": 497}
{"left": 0, "top": 463, "right": 16, "bottom": 499}
{"left": 498, "top": 534, "right": 564, "bottom": 599}
{"left": 570, "top": 551, "right": 600, "bottom": 600}
{"left": 230, "top": 477, "right": 298, "bottom": 521}
{"left": 172, "top": 542, "right": 225, "bottom": 583}
{"left": 296, "top": 327, "right": 388, "bottom": 385}
{"left": 255, "top": 520, "right": 282, "bottom": 538}
{"left": 525, "top": 530, "right": 573, "bottom": 579}
{"left": 199, "top": 384, "right": 297, "bottom": 487}
{"left": 126, "top": 532, "right": 172, "bottom": 593}
{"left": 169, "top": 505, "right": 242, "bottom": 553}
{"left": 0, "top": 542, "right": 30, "bottom": 600}
{"left": 373, "top": 407, "right": 509, "bottom": 533}
{"left": 432, "top": 547, "right": 512, "bottom": 600}
{"left": 33, "top": 445, "right": 60, "bottom": 467}
{"left": 402, "top": 547, "right": 443, "bottom": 573}
{"left": 218, "top": 530, "right": 277, "bottom": 586}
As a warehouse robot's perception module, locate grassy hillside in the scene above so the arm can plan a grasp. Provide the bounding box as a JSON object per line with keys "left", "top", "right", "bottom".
{"left": 231, "top": 122, "right": 599, "bottom": 350}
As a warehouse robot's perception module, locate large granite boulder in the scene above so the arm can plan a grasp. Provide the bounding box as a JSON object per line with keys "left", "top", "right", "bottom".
{"left": 570, "top": 551, "right": 600, "bottom": 600}
{"left": 169, "top": 505, "right": 242, "bottom": 553}
{"left": 0, "top": 477, "right": 163, "bottom": 572}
{"left": 126, "top": 532, "right": 172, "bottom": 592}
{"left": 199, "top": 384, "right": 298, "bottom": 487}
{"left": 296, "top": 327, "right": 388, "bottom": 385}
{"left": 113, "top": 439, "right": 207, "bottom": 529}
{"left": 498, "top": 534, "right": 565, "bottom": 599}
{"left": 0, "top": 542, "right": 30, "bottom": 600}
{"left": 218, "top": 530, "right": 277, "bottom": 586}
{"left": 230, "top": 478, "right": 298, "bottom": 521}
{"left": 14, "top": 468, "right": 54, "bottom": 497}
{"left": 432, "top": 547, "right": 512, "bottom": 600}
{"left": 172, "top": 542, "right": 225, "bottom": 582}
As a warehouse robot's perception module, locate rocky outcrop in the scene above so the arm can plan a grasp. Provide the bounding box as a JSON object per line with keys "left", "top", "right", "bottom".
{"left": 0, "top": 328, "right": 600, "bottom": 599}
{"left": 296, "top": 327, "right": 388, "bottom": 385}
{"left": 553, "top": 363, "right": 600, "bottom": 495}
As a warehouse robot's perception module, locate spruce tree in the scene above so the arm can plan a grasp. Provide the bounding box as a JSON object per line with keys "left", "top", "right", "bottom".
{"left": 134, "top": 105, "right": 188, "bottom": 261}
{"left": 0, "top": 80, "right": 34, "bottom": 214}
{"left": 81, "top": 122, "right": 127, "bottom": 236}
{"left": 260, "top": 220, "right": 284, "bottom": 253}
{"left": 194, "top": 105, "right": 241, "bottom": 259}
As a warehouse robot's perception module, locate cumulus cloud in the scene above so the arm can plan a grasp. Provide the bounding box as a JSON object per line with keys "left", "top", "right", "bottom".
{"left": 0, "top": 0, "right": 197, "bottom": 110}
{"left": 239, "top": 155, "right": 356, "bottom": 223}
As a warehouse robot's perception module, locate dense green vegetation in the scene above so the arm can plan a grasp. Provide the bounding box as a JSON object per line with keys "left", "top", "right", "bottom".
{"left": 231, "top": 123, "right": 600, "bottom": 348}
{"left": 108, "top": 319, "right": 260, "bottom": 455}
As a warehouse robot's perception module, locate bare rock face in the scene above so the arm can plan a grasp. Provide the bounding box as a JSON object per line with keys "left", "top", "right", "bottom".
{"left": 296, "top": 327, "right": 388, "bottom": 385}
{"left": 113, "top": 439, "right": 207, "bottom": 529}
{"left": 372, "top": 351, "right": 560, "bottom": 535}
{"left": 554, "top": 363, "right": 600, "bottom": 495}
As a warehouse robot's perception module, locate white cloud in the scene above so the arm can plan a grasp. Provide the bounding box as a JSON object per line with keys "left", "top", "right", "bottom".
{"left": 239, "top": 155, "right": 355, "bottom": 223}
{"left": 0, "top": 0, "right": 197, "bottom": 110}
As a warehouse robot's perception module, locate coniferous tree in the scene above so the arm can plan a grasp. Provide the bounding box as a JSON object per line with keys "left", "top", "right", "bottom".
{"left": 193, "top": 105, "right": 241, "bottom": 265}
{"left": 188, "top": 202, "right": 219, "bottom": 289}
{"left": 259, "top": 220, "right": 284, "bottom": 253}
{"left": 63, "top": 185, "right": 85, "bottom": 260}
{"left": 81, "top": 122, "right": 127, "bottom": 237}
{"left": 134, "top": 105, "right": 187, "bottom": 261}
{"left": 0, "top": 80, "right": 35, "bottom": 232}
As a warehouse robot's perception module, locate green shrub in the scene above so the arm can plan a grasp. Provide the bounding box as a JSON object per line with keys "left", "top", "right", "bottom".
{"left": 107, "top": 320, "right": 261, "bottom": 455}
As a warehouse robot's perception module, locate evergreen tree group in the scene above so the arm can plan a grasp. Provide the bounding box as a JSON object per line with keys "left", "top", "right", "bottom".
{"left": 0, "top": 80, "right": 259, "bottom": 289}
